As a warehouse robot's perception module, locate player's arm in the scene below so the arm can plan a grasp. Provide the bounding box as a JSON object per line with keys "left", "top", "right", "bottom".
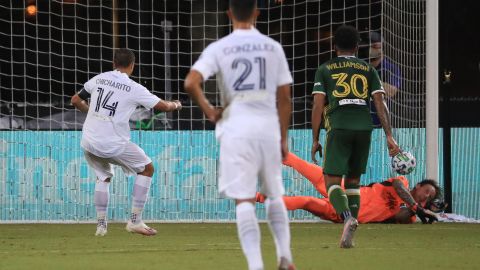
{"left": 277, "top": 84, "right": 292, "bottom": 159}
{"left": 184, "top": 70, "right": 221, "bottom": 123}
{"left": 382, "top": 207, "right": 414, "bottom": 224}
{"left": 311, "top": 93, "right": 325, "bottom": 163}
{"left": 311, "top": 67, "right": 326, "bottom": 163}
{"left": 371, "top": 70, "right": 400, "bottom": 156}
{"left": 392, "top": 178, "right": 417, "bottom": 207}
{"left": 372, "top": 92, "right": 396, "bottom": 153}
{"left": 153, "top": 99, "right": 182, "bottom": 112}
{"left": 392, "top": 178, "right": 438, "bottom": 224}
{"left": 71, "top": 88, "right": 90, "bottom": 113}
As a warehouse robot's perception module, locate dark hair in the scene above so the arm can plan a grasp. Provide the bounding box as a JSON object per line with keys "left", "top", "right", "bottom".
{"left": 114, "top": 48, "right": 135, "bottom": 68}
{"left": 230, "top": 0, "right": 256, "bottom": 22}
{"left": 418, "top": 179, "right": 442, "bottom": 200}
{"left": 334, "top": 25, "right": 360, "bottom": 51}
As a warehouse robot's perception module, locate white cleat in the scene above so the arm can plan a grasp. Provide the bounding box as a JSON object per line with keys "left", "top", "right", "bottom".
{"left": 340, "top": 216, "right": 358, "bottom": 248}
{"left": 126, "top": 221, "right": 157, "bottom": 236}
{"left": 95, "top": 225, "right": 107, "bottom": 236}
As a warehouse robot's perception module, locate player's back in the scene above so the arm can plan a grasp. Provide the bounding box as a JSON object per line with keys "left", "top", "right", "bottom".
{"left": 201, "top": 28, "right": 292, "bottom": 140}
{"left": 315, "top": 56, "right": 382, "bottom": 131}
{"left": 81, "top": 70, "right": 159, "bottom": 158}
{"left": 359, "top": 176, "right": 409, "bottom": 222}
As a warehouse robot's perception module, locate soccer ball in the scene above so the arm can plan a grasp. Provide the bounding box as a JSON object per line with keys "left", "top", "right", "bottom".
{"left": 391, "top": 151, "right": 416, "bottom": 175}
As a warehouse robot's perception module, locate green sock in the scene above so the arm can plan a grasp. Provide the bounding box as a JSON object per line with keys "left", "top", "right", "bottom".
{"left": 345, "top": 183, "right": 360, "bottom": 219}
{"left": 327, "top": 184, "right": 350, "bottom": 220}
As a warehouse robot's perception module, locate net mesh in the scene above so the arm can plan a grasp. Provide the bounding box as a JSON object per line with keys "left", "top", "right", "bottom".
{"left": 1, "top": 1, "right": 477, "bottom": 222}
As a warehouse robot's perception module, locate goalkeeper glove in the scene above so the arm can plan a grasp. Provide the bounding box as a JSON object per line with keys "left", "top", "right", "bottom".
{"left": 412, "top": 203, "right": 438, "bottom": 224}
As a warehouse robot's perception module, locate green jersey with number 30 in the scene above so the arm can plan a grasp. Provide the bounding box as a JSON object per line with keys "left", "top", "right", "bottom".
{"left": 312, "top": 55, "right": 385, "bottom": 131}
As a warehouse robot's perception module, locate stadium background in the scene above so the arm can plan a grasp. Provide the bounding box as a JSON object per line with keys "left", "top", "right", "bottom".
{"left": 0, "top": 0, "right": 479, "bottom": 222}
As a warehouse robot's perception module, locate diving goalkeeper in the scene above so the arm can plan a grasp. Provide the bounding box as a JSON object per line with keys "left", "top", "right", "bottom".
{"left": 256, "top": 152, "right": 439, "bottom": 224}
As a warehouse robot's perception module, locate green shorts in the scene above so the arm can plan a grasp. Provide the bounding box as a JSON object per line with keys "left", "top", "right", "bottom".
{"left": 323, "top": 129, "right": 372, "bottom": 177}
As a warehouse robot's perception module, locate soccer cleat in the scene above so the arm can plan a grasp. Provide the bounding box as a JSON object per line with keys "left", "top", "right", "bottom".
{"left": 278, "top": 257, "right": 296, "bottom": 270}
{"left": 126, "top": 221, "right": 157, "bottom": 236}
{"left": 95, "top": 218, "right": 107, "bottom": 236}
{"left": 95, "top": 225, "right": 107, "bottom": 236}
{"left": 340, "top": 216, "right": 358, "bottom": 248}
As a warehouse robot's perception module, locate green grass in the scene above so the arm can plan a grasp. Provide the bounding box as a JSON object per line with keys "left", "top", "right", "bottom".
{"left": 1, "top": 223, "right": 479, "bottom": 270}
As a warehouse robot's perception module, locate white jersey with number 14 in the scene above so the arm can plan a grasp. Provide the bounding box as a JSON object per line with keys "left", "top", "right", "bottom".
{"left": 81, "top": 70, "right": 160, "bottom": 158}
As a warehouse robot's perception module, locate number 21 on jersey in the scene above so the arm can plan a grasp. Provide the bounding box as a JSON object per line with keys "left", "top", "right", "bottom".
{"left": 232, "top": 57, "right": 266, "bottom": 91}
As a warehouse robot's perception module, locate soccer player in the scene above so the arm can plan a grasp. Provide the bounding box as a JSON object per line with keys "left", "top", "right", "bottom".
{"left": 257, "top": 152, "right": 439, "bottom": 224}
{"left": 70, "top": 48, "right": 182, "bottom": 237}
{"left": 311, "top": 25, "right": 401, "bottom": 248}
{"left": 184, "top": 1, "right": 295, "bottom": 269}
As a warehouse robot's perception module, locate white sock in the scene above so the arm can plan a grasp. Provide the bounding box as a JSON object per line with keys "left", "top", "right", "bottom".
{"left": 131, "top": 175, "right": 152, "bottom": 224}
{"left": 236, "top": 202, "right": 263, "bottom": 270}
{"left": 265, "top": 197, "right": 292, "bottom": 263}
{"left": 94, "top": 180, "right": 109, "bottom": 226}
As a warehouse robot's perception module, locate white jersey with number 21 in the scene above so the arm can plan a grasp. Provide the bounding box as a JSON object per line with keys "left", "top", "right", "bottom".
{"left": 192, "top": 27, "right": 293, "bottom": 140}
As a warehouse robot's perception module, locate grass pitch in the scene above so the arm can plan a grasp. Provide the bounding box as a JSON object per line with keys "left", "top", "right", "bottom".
{"left": 1, "top": 223, "right": 479, "bottom": 270}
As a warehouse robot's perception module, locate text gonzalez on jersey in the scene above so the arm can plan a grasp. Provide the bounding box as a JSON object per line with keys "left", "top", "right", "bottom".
{"left": 223, "top": 43, "right": 275, "bottom": 55}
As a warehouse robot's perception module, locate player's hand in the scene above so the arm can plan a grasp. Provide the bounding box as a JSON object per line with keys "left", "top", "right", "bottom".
{"left": 416, "top": 206, "right": 438, "bottom": 224}
{"left": 281, "top": 139, "right": 289, "bottom": 160}
{"left": 386, "top": 136, "right": 400, "bottom": 157}
{"left": 311, "top": 141, "right": 322, "bottom": 164}
{"left": 205, "top": 107, "right": 223, "bottom": 123}
{"left": 172, "top": 100, "right": 182, "bottom": 111}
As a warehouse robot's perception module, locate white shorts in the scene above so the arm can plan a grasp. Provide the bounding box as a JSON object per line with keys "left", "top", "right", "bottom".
{"left": 83, "top": 142, "right": 152, "bottom": 181}
{"left": 218, "top": 136, "right": 284, "bottom": 200}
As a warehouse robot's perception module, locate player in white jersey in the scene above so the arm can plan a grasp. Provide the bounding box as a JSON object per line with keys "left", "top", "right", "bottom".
{"left": 184, "top": 1, "right": 295, "bottom": 269}
{"left": 71, "top": 48, "right": 182, "bottom": 237}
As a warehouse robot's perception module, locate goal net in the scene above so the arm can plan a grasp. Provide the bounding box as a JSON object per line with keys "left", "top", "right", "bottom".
{"left": 0, "top": 0, "right": 429, "bottom": 222}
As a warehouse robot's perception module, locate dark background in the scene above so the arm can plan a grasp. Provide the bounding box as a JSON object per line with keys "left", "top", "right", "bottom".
{"left": 0, "top": 0, "right": 479, "bottom": 129}
{"left": 439, "top": 0, "right": 480, "bottom": 127}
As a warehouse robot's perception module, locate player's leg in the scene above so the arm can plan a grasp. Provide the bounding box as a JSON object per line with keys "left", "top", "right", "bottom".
{"left": 84, "top": 151, "right": 113, "bottom": 236}
{"left": 344, "top": 178, "right": 361, "bottom": 219}
{"left": 345, "top": 130, "right": 372, "bottom": 219}
{"left": 236, "top": 198, "right": 263, "bottom": 270}
{"left": 283, "top": 196, "right": 341, "bottom": 222}
{"left": 282, "top": 152, "right": 328, "bottom": 197}
{"left": 340, "top": 176, "right": 360, "bottom": 249}
{"left": 323, "top": 130, "right": 360, "bottom": 248}
{"left": 114, "top": 142, "right": 156, "bottom": 236}
{"left": 219, "top": 137, "right": 263, "bottom": 270}
{"left": 260, "top": 141, "right": 295, "bottom": 270}
{"left": 323, "top": 130, "right": 352, "bottom": 221}
{"left": 256, "top": 193, "right": 341, "bottom": 222}
{"left": 94, "top": 177, "right": 110, "bottom": 236}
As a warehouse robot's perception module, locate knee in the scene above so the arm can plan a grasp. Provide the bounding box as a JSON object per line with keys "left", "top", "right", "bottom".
{"left": 140, "top": 163, "right": 154, "bottom": 177}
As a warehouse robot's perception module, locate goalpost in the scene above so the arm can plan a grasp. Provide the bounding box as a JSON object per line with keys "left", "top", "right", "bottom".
{"left": 0, "top": 0, "right": 435, "bottom": 222}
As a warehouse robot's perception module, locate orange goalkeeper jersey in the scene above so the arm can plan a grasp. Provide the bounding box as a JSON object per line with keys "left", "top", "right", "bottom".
{"left": 359, "top": 176, "right": 416, "bottom": 223}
